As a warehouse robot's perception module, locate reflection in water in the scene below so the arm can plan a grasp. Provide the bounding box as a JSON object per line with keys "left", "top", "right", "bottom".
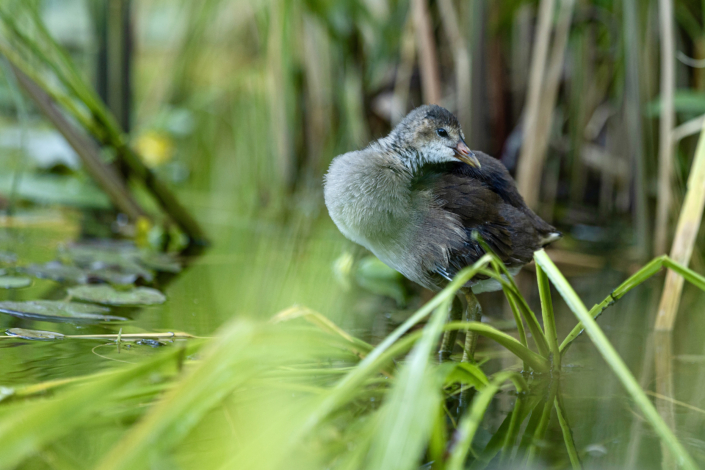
{"left": 654, "top": 331, "right": 676, "bottom": 470}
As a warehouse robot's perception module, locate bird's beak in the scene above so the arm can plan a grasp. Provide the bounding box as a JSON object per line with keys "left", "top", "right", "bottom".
{"left": 454, "top": 139, "right": 481, "bottom": 168}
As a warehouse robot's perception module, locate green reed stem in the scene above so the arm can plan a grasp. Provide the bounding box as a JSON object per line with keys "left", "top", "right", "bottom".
{"left": 524, "top": 375, "right": 558, "bottom": 466}
{"left": 555, "top": 394, "right": 582, "bottom": 470}
{"left": 477, "top": 267, "right": 550, "bottom": 357}
{"left": 445, "top": 322, "right": 548, "bottom": 372}
{"left": 296, "top": 255, "right": 494, "bottom": 438}
{"left": 505, "top": 293, "right": 528, "bottom": 347}
{"left": 500, "top": 394, "right": 524, "bottom": 464}
{"left": 446, "top": 371, "right": 526, "bottom": 470}
{"left": 535, "top": 250, "right": 699, "bottom": 470}
{"left": 559, "top": 255, "right": 705, "bottom": 354}
{"left": 537, "top": 264, "right": 560, "bottom": 368}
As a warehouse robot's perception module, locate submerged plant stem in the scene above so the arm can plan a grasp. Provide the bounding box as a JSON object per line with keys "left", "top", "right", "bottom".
{"left": 535, "top": 250, "right": 699, "bottom": 470}
{"left": 555, "top": 394, "right": 582, "bottom": 469}
{"left": 446, "top": 372, "right": 526, "bottom": 470}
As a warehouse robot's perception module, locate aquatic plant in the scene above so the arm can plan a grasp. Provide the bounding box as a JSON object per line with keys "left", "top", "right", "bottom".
{"left": 0, "top": 250, "right": 702, "bottom": 469}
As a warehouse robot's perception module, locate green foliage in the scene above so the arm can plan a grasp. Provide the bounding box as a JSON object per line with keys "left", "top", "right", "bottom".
{"left": 0, "top": 251, "right": 702, "bottom": 469}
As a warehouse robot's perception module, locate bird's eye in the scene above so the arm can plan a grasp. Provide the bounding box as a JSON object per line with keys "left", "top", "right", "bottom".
{"left": 436, "top": 128, "right": 449, "bottom": 138}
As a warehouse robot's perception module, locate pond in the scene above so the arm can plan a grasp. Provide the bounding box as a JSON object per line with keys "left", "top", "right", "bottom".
{"left": 1, "top": 202, "right": 704, "bottom": 469}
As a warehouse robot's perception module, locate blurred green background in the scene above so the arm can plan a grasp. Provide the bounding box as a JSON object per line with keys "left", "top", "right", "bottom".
{"left": 1, "top": 0, "right": 705, "bottom": 469}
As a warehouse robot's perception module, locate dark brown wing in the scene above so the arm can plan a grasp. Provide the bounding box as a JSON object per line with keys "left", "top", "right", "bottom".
{"left": 413, "top": 155, "right": 559, "bottom": 282}
{"left": 457, "top": 152, "right": 558, "bottom": 238}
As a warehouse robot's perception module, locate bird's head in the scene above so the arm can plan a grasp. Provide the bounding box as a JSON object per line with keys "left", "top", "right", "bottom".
{"left": 389, "top": 105, "right": 480, "bottom": 170}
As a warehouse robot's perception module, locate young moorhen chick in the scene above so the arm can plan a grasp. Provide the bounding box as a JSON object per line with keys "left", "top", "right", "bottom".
{"left": 324, "top": 105, "right": 560, "bottom": 362}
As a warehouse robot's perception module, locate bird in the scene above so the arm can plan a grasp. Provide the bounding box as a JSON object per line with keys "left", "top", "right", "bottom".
{"left": 324, "top": 104, "right": 561, "bottom": 362}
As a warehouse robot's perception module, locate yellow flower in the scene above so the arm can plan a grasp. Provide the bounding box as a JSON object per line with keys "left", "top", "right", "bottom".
{"left": 134, "top": 131, "right": 174, "bottom": 167}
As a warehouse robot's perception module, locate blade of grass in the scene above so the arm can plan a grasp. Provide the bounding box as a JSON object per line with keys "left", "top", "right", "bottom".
{"left": 654, "top": 331, "right": 677, "bottom": 469}
{"left": 0, "top": 4, "right": 209, "bottom": 244}
{"left": 663, "top": 257, "right": 705, "bottom": 290}
{"left": 515, "top": 398, "right": 546, "bottom": 460}
{"left": 477, "top": 265, "right": 550, "bottom": 357}
{"left": 0, "top": 342, "right": 199, "bottom": 470}
{"left": 272, "top": 306, "right": 373, "bottom": 359}
{"left": 535, "top": 249, "right": 698, "bottom": 470}
{"left": 469, "top": 391, "right": 544, "bottom": 470}
{"left": 472, "top": 238, "right": 549, "bottom": 355}
{"left": 445, "top": 322, "right": 548, "bottom": 372}
{"left": 366, "top": 277, "right": 453, "bottom": 469}
{"left": 9, "top": 65, "right": 148, "bottom": 221}
{"left": 505, "top": 293, "right": 528, "bottom": 348}
{"left": 555, "top": 394, "right": 582, "bottom": 470}
{"left": 446, "top": 371, "right": 527, "bottom": 470}
{"left": 348, "top": 319, "right": 548, "bottom": 385}
{"left": 672, "top": 113, "right": 705, "bottom": 142}
{"left": 499, "top": 393, "right": 524, "bottom": 464}
{"left": 537, "top": 264, "right": 560, "bottom": 367}
{"left": 559, "top": 256, "right": 666, "bottom": 353}
{"left": 222, "top": 255, "right": 496, "bottom": 467}
{"left": 95, "top": 321, "right": 265, "bottom": 470}
{"left": 560, "top": 255, "right": 705, "bottom": 353}
{"left": 524, "top": 374, "right": 559, "bottom": 466}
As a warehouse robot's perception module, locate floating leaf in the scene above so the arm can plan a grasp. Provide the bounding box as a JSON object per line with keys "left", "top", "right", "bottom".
{"left": 85, "top": 267, "right": 139, "bottom": 285}
{"left": 20, "top": 261, "right": 88, "bottom": 284}
{"left": 65, "top": 243, "right": 153, "bottom": 282}
{"left": 63, "top": 241, "right": 182, "bottom": 280}
{"left": 21, "top": 261, "right": 141, "bottom": 285}
{"left": 0, "top": 276, "right": 31, "bottom": 289}
{"left": 0, "top": 300, "right": 126, "bottom": 323}
{"left": 67, "top": 285, "right": 166, "bottom": 306}
{"left": 6, "top": 328, "right": 65, "bottom": 341}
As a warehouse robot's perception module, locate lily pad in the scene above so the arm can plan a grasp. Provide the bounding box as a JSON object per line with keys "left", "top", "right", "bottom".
{"left": 66, "top": 243, "right": 153, "bottom": 282}
{"left": 85, "top": 267, "right": 140, "bottom": 285}
{"left": 0, "top": 300, "right": 126, "bottom": 323}
{"left": 6, "top": 328, "right": 65, "bottom": 341}
{"left": 63, "top": 241, "right": 182, "bottom": 279}
{"left": 67, "top": 285, "right": 166, "bottom": 306}
{"left": 20, "top": 261, "right": 88, "bottom": 284}
{"left": 21, "top": 261, "right": 141, "bottom": 285}
{"left": 0, "top": 276, "right": 31, "bottom": 289}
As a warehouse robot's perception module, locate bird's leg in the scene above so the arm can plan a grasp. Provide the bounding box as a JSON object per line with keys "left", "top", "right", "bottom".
{"left": 439, "top": 295, "right": 463, "bottom": 362}
{"left": 461, "top": 289, "right": 482, "bottom": 363}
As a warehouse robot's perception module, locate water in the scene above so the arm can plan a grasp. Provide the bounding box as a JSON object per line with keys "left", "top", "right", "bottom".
{"left": 0, "top": 203, "right": 704, "bottom": 469}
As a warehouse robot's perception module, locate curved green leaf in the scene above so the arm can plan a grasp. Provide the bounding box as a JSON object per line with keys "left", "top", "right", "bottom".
{"left": 535, "top": 250, "right": 698, "bottom": 470}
